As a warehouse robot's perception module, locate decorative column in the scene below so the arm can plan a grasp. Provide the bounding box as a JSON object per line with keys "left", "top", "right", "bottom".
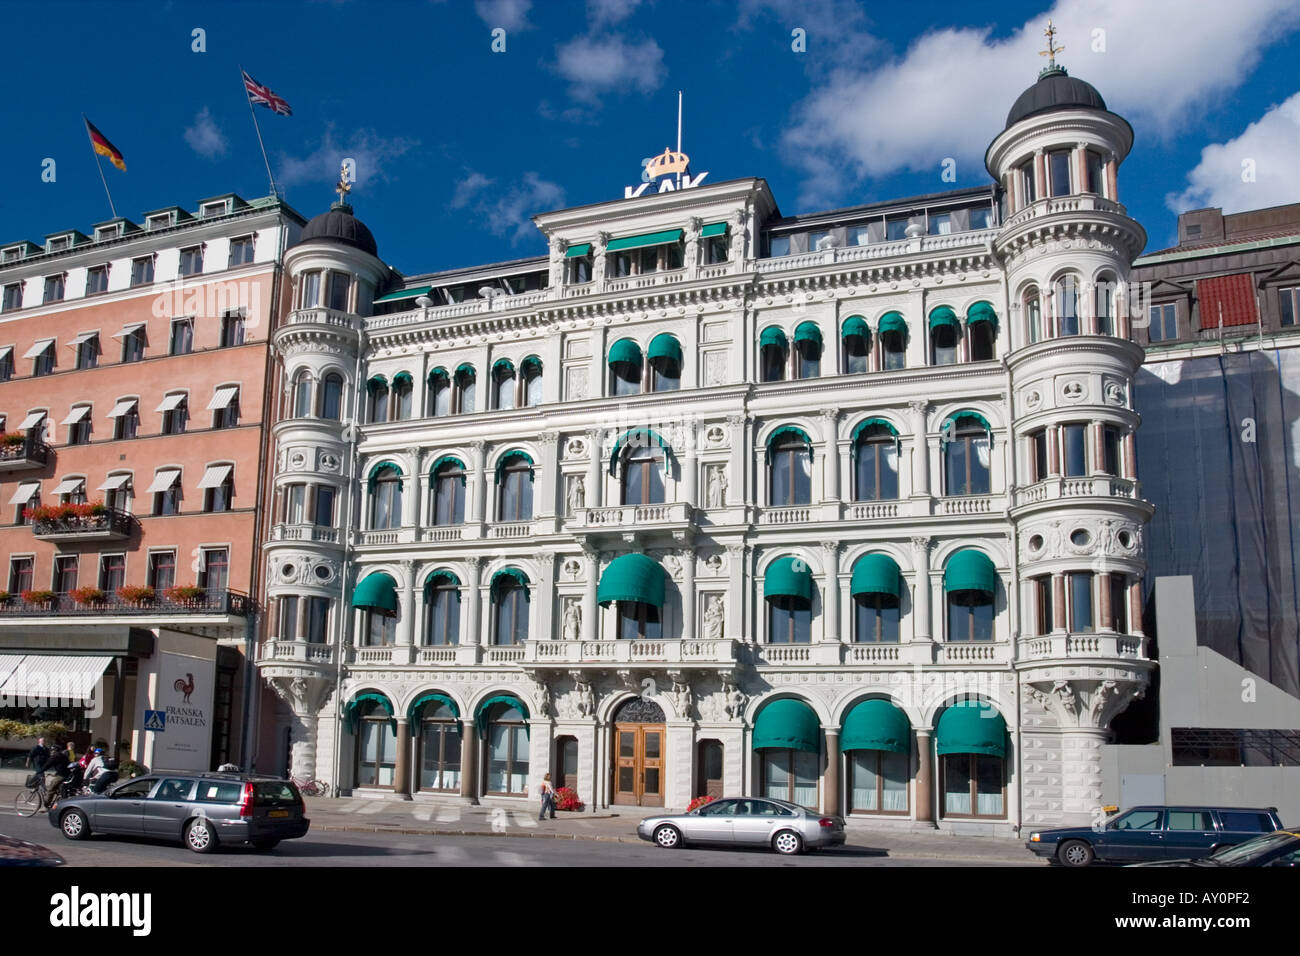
{"left": 582, "top": 548, "right": 600, "bottom": 642}
{"left": 680, "top": 546, "right": 696, "bottom": 640}
{"left": 393, "top": 717, "right": 411, "bottom": 799}
{"left": 1123, "top": 433, "right": 1137, "bottom": 480}
{"left": 681, "top": 434, "right": 698, "bottom": 506}
{"left": 1033, "top": 148, "right": 1046, "bottom": 201}
{"left": 585, "top": 429, "right": 604, "bottom": 510}
{"left": 465, "top": 556, "right": 485, "bottom": 646}
{"left": 403, "top": 447, "right": 420, "bottom": 528}
{"left": 1053, "top": 573, "right": 1067, "bottom": 630}
{"left": 267, "top": 676, "right": 334, "bottom": 783}
{"left": 1106, "top": 154, "right": 1119, "bottom": 203}
{"left": 1098, "top": 572, "right": 1113, "bottom": 631}
{"left": 821, "top": 540, "right": 842, "bottom": 643}
{"left": 397, "top": 559, "right": 415, "bottom": 647}
{"left": 470, "top": 440, "right": 487, "bottom": 524}
{"left": 1128, "top": 578, "right": 1144, "bottom": 636}
{"left": 824, "top": 729, "right": 841, "bottom": 816}
{"left": 1091, "top": 424, "right": 1105, "bottom": 475}
{"left": 914, "top": 728, "right": 934, "bottom": 825}
{"left": 820, "top": 407, "right": 841, "bottom": 502}
{"left": 537, "top": 431, "right": 559, "bottom": 520}
{"left": 726, "top": 414, "right": 747, "bottom": 514}
{"left": 459, "top": 717, "right": 479, "bottom": 804}
{"left": 685, "top": 216, "right": 702, "bottom": 276}
{"left": 726, "top": 543, "right": 748, "bottom": 644}
{"left": 1047, "top": 426, "right": 1061, "bottom": 477}
{"left": 910, "top": 536, "right": 932, "bottom": 643}
{"left": 907, "top": 401, "right": 930, "bottom": 499}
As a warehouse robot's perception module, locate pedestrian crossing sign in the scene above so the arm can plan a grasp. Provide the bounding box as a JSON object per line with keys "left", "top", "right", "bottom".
{"left": 144, "top": 710, "right": 166, "bottom": 732}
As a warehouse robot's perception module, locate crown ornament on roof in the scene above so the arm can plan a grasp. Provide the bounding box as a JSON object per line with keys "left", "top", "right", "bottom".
{"left": 1038, "top": 18, "right": 1066, "bottom": 77}
{"left": 646, "top": 146, "right": 691, "bottom": 180}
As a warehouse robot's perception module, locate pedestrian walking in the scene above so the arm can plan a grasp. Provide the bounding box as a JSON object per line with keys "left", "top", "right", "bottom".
{"left": 538, "top": 773, "right": 556, "bottom": 821}
{"left": 26, "top": 736, "right": 48, "bottom": 769}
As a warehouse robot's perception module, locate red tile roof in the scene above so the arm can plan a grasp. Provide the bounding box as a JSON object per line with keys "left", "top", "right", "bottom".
{"left": 1197, "top": 273, "right": 1258, "bottom": 328}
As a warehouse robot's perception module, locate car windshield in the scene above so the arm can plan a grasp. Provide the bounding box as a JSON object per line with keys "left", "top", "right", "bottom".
{"left": 1205, "top": 832, "right": 1296, "bottom": 865}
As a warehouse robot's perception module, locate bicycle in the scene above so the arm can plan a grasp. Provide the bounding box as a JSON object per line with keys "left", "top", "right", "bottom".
{"left": 13, "top": 774, "right": 60, "bottom": 817}
{"left": 291, "top": 776, "right": 332, "bottom": 798}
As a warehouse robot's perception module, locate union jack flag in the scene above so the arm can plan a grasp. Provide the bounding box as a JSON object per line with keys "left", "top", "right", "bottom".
{"left": 242, "top": 70, "right": 292, "bottom": 116}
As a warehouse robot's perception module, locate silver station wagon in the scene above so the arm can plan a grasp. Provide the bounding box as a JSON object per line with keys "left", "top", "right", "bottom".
{"left": 638, "top": 797, "right": 847, "bottom": 855}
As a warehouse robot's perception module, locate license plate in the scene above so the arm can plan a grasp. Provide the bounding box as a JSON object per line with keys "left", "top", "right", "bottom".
{"left": 269, "top": 809, "right": 289, "bottom": 818}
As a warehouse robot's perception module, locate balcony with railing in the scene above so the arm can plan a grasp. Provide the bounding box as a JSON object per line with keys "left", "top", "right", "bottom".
{"left": 30, "top": 506, "right": 133, "bottom": 542}
{"left": 1018, "top": 631, "right": 1147, "bottom": 662}
{"left": 524, "top": 638, "right": 738, "bottom": 668}
{"left": 1012, "top": 476, "right": 1142, "bottom": 509}
{"left": 283, "top": 307, "right": 361, "bottom": 330}
{"left": 269, "top": 523, "right": 341, "bottom": 544}
{"left": 0, "top": 435, "right": 51, "bottom": 473}
{"left": 260, "top": 639, "right": 336, "bottom": 665}
{"left": 568, "top": 502, "right": 694, "bottom": 536}
{"left": 0, "top": 588, "right": 250, "bottom": 620}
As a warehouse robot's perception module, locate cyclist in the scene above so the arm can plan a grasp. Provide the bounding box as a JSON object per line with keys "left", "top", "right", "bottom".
{"left": 84, "top": 748, "right": 106, "bottom": 786}
{"left": 40, "top": 748, "right": 71, "bottom": 802}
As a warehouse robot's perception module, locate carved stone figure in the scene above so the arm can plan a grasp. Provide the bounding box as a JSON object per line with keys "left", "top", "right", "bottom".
{"left": 703, "top": 595, "right": 724, "bottom": 640}
{"left": 723, "top": 679, "right": 746, "bottom": 720}
{"left": 533, "top": 679, "right": 552, "bottom": 718}
{"left": 577, "top": 679, "right": 596, "bottom": 718}
{"left": 567, "top": 476, "right": 585, "bottom": 515}
{"left": 669, "top": 678, "right": 691, "bottom": 719}
{"left": 562, "top": 599, "right": 582, "bottom": 642}
{"left": 706, "top": 465, "right": 728, "bottom": 509}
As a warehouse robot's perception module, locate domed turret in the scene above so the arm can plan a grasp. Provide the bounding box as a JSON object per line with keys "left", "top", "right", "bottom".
{"left": 297, "top": 201, "right": 377, "bottom": 257}
{"left": 1005, "top": 66, "right": 1108, "bottom": 129}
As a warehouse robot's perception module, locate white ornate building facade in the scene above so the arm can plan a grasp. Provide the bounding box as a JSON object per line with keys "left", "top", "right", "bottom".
{"left": 257, "top": 62, "right": 1152, "bottom": 833}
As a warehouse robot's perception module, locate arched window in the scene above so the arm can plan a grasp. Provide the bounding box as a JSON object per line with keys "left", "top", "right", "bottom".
{"left": 793, "top": 322, "right": 821, "bottom": 378}
{"left": 351, "top": 695, "right": 396, "bottom": 788}
{"left": 767, "top": 427, "right": 812, "bottom": 507}
{"left": 369, "top": 464, "right": 403, "bottom": 529}
{"left": 318, "top": 372, "right": 343, "bottom": 420}
{"left": 428, "top": 368, "right": 451, "bottom": 417}
{"left": 366, "top": 376, "right": 389, "bottom": 424}
{"left": 764, "top": 556, "right": 813, "bottom": 644}
{"left": 522, "top": 356, "right": 543, "bottom": 406}
{"left": 1055, "top": 275, "right": 1080, "bottom": 336}
{"left": 944, "top": 550, "right": 996, "bottom": 642}
{"left": 842, "top": 316, "right": 869, "bottom": 374}
{"left": 392, "top": 372, "right": 413, "bottom": 420}
{"left": 1095, "top": 275, "right": 1115, "bottom": 336}
{"left": 484, "top": 701, "right": 529, "bottom": 794}
{"left": 430, "top": 457, "right": 466, "bottom": 525}
{"left": 492, "top": 359, "right": 516, "bottom": 410}
{"left": 967, "top": 302, "right": 997, "bottom": 361}
{"left": 942, "top": 413, "right": 991, "bottom": 496}
{"left": 759, "top": 327, "right": 787, "bottom": 382}
{"left": 455, "top": 364, "right": 476, "bottom": 413}
{"left": 424, "top": 572, "right": 461, "bottom": 646}
{"left": 292, "top": 371, "right": 313, "bottom": 418}
{"left": 852, "top": 420, "right": 899, "bottom": 501}
{"left": 936, "top": 700, "right": 1006, "bottom": 818}
{"left": 1023, "top": 288, "right": 1042, "bottom": 344}
{"left": 415, "top": 697, "right": 460, "bottom": 792}
{"left": 598, "top": 553, "right": 667, "bottom": 642}
{"left": 491, "top": 571, "right": 530, "bottom": 645}
{"left": 647, "top": 334, "right": 681, "bottom": 391}
{"left": 364, "top": 608, "right": 397, "bottom": 645}
{"left": 929, "top": 307, "right": 959, "bottom": 366}
{"left": 878, "top": 313, "right": 907, "bottom": 370}
{"left": 753, "top": 699, "right": 819, "bottom": 805}
{"left": 496, "top": 451, "right": 534, "bottom": 522}
{"left": 622, "top": 445, "right": 666, "bottom": 505}
{"left": 851, "top": 554, "right": 901, "bottom": 643}
{"left": 608, "top": 339, "right": 642, "bottom": 396}
{"left": 842, "top": 700, "right": 910, "bottom": 814}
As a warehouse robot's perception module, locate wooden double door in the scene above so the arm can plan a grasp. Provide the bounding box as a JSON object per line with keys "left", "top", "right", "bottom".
{"left": 612, "top": 697, "right": 665, "bottom": 807}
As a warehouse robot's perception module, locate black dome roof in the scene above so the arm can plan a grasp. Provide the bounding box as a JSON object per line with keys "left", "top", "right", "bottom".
{"left": 1006, "top": 67, "right": 1106, "bottom": 128}
{"left": 297, "top": 202, "right": 377, "bottom": 257}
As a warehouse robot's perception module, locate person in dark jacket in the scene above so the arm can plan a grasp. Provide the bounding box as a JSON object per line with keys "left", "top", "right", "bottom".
{"left": 41, "top": 748, "right": 70, "bottom": 797}
{"left": 26, "top": 736, "right": 48, "bottom": 769}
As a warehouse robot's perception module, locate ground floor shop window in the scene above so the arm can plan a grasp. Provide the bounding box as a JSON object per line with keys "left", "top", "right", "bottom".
{"left": 847, "top": 749, "right": 909, "bottom": 813}
{"left": 356, "top": 708, "right": 396, "bottom": 788}
{"left": 418, "top": 705, "right": 461, "bottom": 792}
{"left": 485, "top": 705, "right": 529, "bottom": 795}
{"left": 941, "top": 753, "right": 1004, "bottom": 817}
{"left": 760, "top": 748, "right": 818, "bottom": 807}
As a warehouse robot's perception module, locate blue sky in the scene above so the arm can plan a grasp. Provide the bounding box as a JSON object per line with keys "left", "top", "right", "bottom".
{"left": 3, "top": 0, "right": 1299, "bottom": 275}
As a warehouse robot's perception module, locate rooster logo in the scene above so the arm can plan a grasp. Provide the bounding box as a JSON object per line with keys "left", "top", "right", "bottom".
{"left": 174, "top": 673, "right": 195, "bottom": 704}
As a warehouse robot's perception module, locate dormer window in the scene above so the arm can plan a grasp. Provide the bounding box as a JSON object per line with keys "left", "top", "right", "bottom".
{"left": 47, "top": 236, "right": 69, "bottom": 253}
{"left": 94, "top": 224, "right": 121, "bottom": 242}
{"left": 201, "top": 200, "right": 228, "bottom": 218}
{"left": 2, "top": 246, "right": 22, "bottom": 263}
{"left": 146, "top": 213, "right": 173, "bottom": 230}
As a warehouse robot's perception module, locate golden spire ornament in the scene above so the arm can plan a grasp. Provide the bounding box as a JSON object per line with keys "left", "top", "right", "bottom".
{"left": 335, "top": 163, "right": 352, "bottom": 206}
{"left": 1039, "top": 19, "right": 1064, "bottom": 69}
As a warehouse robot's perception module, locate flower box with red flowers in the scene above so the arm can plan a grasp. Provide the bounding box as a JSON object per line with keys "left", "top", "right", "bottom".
{"left": 164, "top": 585, "right": 206, "bottom": 604}
{"left": 116, "top": 585, "right": 156, "bottom": 605}
{"left": 21, "top": 589, "right": 56, "bottom": 606}
{"left": 69, "top": 586, "right": 107, "bottom": 606}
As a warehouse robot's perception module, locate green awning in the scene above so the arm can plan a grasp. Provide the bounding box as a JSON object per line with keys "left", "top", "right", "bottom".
{"left": 878, "top": 312, "right": 907, "bottom": 337}
{"left": 366, "top": 461, "right": 402, "bottom": 491}
{"left": 521, "top": 355, "right": 542, "bottom": 375}
{"left": 943, "top": 410, "right": 993, "bottom": 439}
{"left": 607, "top": 338, "right": 642, "bottom": 367}
{"left": 428, "top": 366, "right": 449, "bottom": 384}
{"left": 424, "top": 568, "right": 461, "bottom": 588}
{"left": 495, "top": 450, "right": 534, "bottom": 483}
{"left": 490, "top": 567, "right": 530, "bottom": 595}
{"left": 841, "top": 315, "right": 869, "bottom": 339}
{"left": 765, "top": 425, "right": 813, "bottom": 463}
{"left": 374, "top": 285, "right": 433, "bottom": 304}
{"left": 764, "top": 556, "right": 814, "bottom": 603}
{"left": 351, "top": 572, "right": 398, "bottom": 612}
{"left": 700, "top": 222, "right": 728, "bottom": 239}
{"left": 794, "top": 321, "right": 823, "bottom": 355}
{"left": 840, "top": 699, "right": 910, "bottom": 753}
{"left": 759, "top": 326, "right": 788, "bottom": 351}
{"left": 944, "top": 550, "right": 998, "bottom": 595}
{"left": 429, "top": 455, "right": 466, "bottom": 480}
{"left": 345, "top": 692, "right": 395, "bottom": 731}
{"left": 752, "top": 699, "right": 820, "bottom": 754}
{"left": 408, "top": 692, "right": 460, "bottom": 724}
{"left": 366, "top": 374, "right": 388, "bottom": 391}
{"left": 850, "top": 553, "right": 901, "bottom": 599}
{"left": 454, "top": 363, "right": 475, "bottom": 379}
{"left": 967, "top": 301, "right": 999, "bottom": 332}
{"left": 935, "top": 700, "right": 1006, "bottom": 758}
{"left": 565, "top": 243, "right": 592, "bottom": 258}
{"left": 928, "top": 305, "right": 959, "bottom": 330}
{"left": 492, "top": 358, "right": 515, "bottom": 376}
{"left": 647, "top": 333, "right": 682, "bottom": 364}
{"left": 391, "top": 371, "right": 413, "bottom": 388}
{"left": 597, "top": 553, "right": 666, "bottom": 607}
{"left": 851, "top": 417, "right": 900, "bottom": 443}
{"left": 474, "top": 694, "right": 530, "bottom": 734}
{"left": 607, "top": 427, "right": 675, "bottom": 476}
{"left": 606, "top": 228, "right": 683, "bottom": 252}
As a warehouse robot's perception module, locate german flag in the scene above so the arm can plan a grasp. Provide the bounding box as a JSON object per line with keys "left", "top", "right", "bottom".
{"left": 84, "top": 117, "right": 126, "bottom": 172}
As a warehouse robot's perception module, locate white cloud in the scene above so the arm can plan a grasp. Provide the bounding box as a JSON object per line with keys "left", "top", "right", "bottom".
{"left": 451, "top": 171, "right": 565, "bottom": 244}
{"left": 183, "top": 107, "right": 227, "bottom": 160}
{"left": 782, "top": 0, "right": 1300, "bottom": 206}
{"left": 589, "top": 0, "right": 642, "bottom": 28}
{"left": 1167, "top": 90, "right": 1300, "bottom": 215}
{"left": 554, "top": 33, "right": 665, "bottom": 105}
{"left": 475, "top": 0, "right": 531, "bottom": 32}
{"left": 277, "top": 127, "right": 418, "bottom": 191}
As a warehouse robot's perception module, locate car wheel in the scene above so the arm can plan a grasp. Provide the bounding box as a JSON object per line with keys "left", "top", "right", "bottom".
{"left": 1058, "top": 839, "right": 1094, "bottom": 867}
{"left": 772, "top": 830, "right": 804, "bottom": 856}
{"left": 60, "top": 809, "right": 90, "bottom": 840}
{"left": 185, "top": 818, "right": 217, "bottom": 854}
{"left": 653, "top": 825, "right": 682, "bottom": 849}
{"left": 251, "top": 839, "right": 280, "bottom": 851}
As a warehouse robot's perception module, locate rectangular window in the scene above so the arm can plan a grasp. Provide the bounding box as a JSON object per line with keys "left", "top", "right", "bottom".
{"left": 121, "top": 327, "right": 147, "bottom": 363}
{"left": 1148, "top": 303, "right": 1177, "bottom": 342}
{"left": 1030, "top": 430, "right": 1049, "bottom": 482}
{"left": 704, "top": 235, "right": 729, "bottom": 264}
{"left": 807, "top": 230, "right": 830, "bottom": 251}
{"left": 1086, "top": 151, "right": 1104, "bottom": 195}
{"left": 130, "top": 257, "right": 154, "bottom": 286}
{"left": 74, "top": 334, "right": 100, "bottom": 370}
{"left": 846, "top": 225, "right": 870, "bottom": 246}
{"left": 1035, "top": 576, "right": 1054, "bottom": 635}
{"left": 219, "top": 312, "right": 245, "bottom": 348}
{"left": 9, "top": 557, "right": 33, "bottom": 594}
{"left": 927, "top": 213, "right": 952, "bottom": 236}
{"left": 53, "top": 555, "right": 78, "bottom": 595}
{"left": 885, "top": 218, "right": 909, "bottom": 241}
{"left": 0, "top": 350, "right": 12, "bottom": 381}
{"left": 148, "top": 551, "right": 176, "bottom": 592}
{"left": 212, "top": 389, "right": 240, "bottom": 429}
{"left": 327, "top": 272, "right": 350, "bottom": 312}
{"left": 170, "top": 318, "right": 194, "bottom": 355}
{"left": 1069, "top": 572, "right": 1094, "bottom": 632}
{"left": 153, "top": 474, "right": 182, "bottom": 516}
{"left": 1280, "top": 287, "right": 1297, "bottom": 327}
{"left": 313, "top": 485, "right": 336, "bottom": 527}
{"left": 279, "top": 596, "right": 300, "bottom": 640}
{"left": 228, "top": 236, "right": 254, "bottom": 267}
{"left": 2, "top": 283, "right": 22, "bottom": 311}
{"left": 768, "top": 235, "right": 790, "bottom": 257}
{"left": 85, "top": 265, "right": 109, "bottom": 295}
{"left": 201, "top": 201, "right": 228, "bottom": 218}
{"left": 1102, "top": 427, "right": 1121, "bottom": 477}
{"left": 160, "top": 396, "right": 188, "bottom": 435}
{"left": 300, "top": 271, "right": 321, "bottom": 308}
{"left": 1048, "top": 150, "right": 1072, "bottom": 197}
{"left": 1062, "top": 424, "right": 1088, "bottom": 477}
{"left": 1019, "top": 161, "right": 1036, "bottom": 204}
{"left": 66, "top": 407, "right": 92, "bottom": 445}
{"left": 1110, "top": 574, "right": 1129, "bottom": 633}
{"left": 99, "top": 554, "right": 126, "bottom": 593}
{"left": 969, "top": 206, "right": 993, "bottom": 230}
{"left": 199, "top": 548, "right": 229, "bottom": 592}
{"left": 43, "top": 275, "right": 65, "bottom": 303}
{"left": 179, "top": 246, "right": 203, "bottom": 276}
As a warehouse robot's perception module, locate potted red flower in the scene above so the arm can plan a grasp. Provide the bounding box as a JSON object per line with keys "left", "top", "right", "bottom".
{"left": 70, "top": 586, "right": 106, "bottom": 606}
{"left": 553, "top": 787, "right": 584, "bottom": 812}
{"left": 117, "top": 585, "right": 155, "bottom": 605}
{"left": 21, "top": 589, "right": 56, "bottom": 606}
{"left": 165, "top": 585, "right": 205, "bottom": 605}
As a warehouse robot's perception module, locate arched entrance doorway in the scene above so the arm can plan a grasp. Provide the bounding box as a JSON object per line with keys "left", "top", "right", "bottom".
{"left": 612, "top": 697, "right": 665, "bottom": 807}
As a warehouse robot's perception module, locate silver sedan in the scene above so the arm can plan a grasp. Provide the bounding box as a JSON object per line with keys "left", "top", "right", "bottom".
{"left": 637, "top": 797, "right": 846, "bottom": 855}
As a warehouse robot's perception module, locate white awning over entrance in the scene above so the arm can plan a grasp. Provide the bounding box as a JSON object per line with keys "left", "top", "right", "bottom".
{"left": 0, "top": 655, "right": 112, "bottom": 704}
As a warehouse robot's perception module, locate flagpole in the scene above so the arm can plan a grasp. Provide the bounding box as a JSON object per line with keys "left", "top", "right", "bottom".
{"left": 240, "top": 65, "right": 277, "bottom": 197}
{"left": 82, "top": 114, "right": 117, "bottom": 219}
